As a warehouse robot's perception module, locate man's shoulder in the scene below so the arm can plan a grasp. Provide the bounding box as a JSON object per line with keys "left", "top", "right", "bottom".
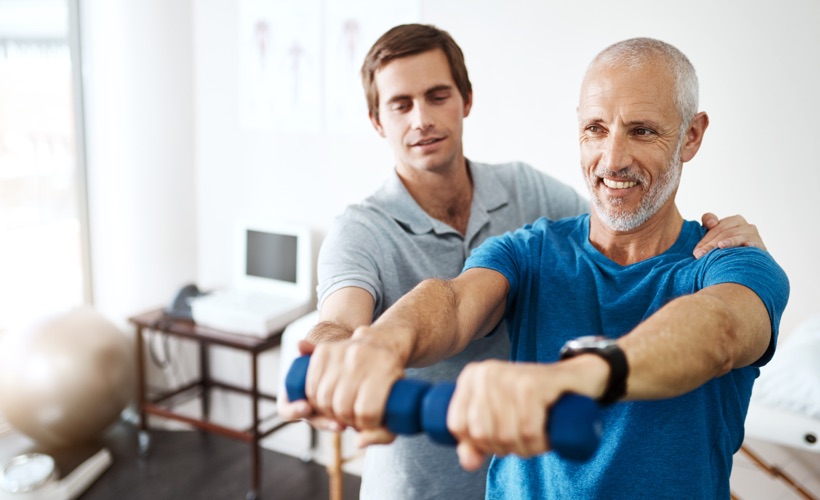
{"left": 470, "top": 159, "right": 540, "bottom": 179}
{"left": 698, "top": 245, "right": 783, "bottom": 273}
{"left": 332, "top": 184, "right": 400, "bottom": 224}
{"left": 322, "top": 199, "right": 395, "bottom": 246}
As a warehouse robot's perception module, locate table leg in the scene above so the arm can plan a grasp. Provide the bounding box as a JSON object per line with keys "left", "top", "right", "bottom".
{"left": 135, "top": 325, "right": 150, "bottom": 456}
{"left": 199, "top": 341, "right": 211, "bottom": 420}
{"left": 250, "top": 352, "right": 261, "bottom": 498}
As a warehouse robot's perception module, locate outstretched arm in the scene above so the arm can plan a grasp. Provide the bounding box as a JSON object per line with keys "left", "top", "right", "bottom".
{"left": 695, "top": 213, "right": 765, "bottom": 258}
{"left": 618, "top": 282, "right": 771, "bottom": 398}
{"left": 301, "top": 268, "right": 508, "bottom": 439}
{"left": 449, "top": 282, "right": 774, "bottom": 470}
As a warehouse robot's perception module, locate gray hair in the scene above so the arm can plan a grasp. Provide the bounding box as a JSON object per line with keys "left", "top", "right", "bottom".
{"left": 589, "top": 38, "right": 699, "bottom": 131}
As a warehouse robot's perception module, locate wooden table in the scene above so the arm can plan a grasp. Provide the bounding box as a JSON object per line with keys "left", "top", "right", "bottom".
{"left": 129, "top": 309, "right": 294, "bottom": 500}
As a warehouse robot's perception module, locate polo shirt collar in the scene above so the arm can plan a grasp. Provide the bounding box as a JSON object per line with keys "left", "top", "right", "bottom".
{"left": 374, "top": 160, "right": 510, "bottom": 236}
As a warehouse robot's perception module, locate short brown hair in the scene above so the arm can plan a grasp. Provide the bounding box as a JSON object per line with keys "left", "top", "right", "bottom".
{"left": 361, "top": 24, "right": 472, "bottom": 120}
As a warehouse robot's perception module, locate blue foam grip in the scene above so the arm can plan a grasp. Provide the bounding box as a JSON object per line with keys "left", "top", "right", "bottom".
{"left": 421, "top": 382, "right": 457, "bottom": 445}
{"left": 385, "top": 379, "right": 433, "bottom": 435}
{"left": 547, "top": 393, "right": 602, "bottom": 461}
{"left": 285, "top": 355, "right": 311, "bottom": 402}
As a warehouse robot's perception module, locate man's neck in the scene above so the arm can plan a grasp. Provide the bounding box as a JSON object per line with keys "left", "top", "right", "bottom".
{"left": 397, "top": 158, "right": 473, "bottom": 235}
{"left": 588, "top": 206, "right": 685, "bottom": 266}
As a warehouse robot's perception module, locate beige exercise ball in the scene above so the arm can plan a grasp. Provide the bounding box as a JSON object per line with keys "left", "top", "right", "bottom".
{"left": 0, "top": 307, "right": 135, "bottom": 448}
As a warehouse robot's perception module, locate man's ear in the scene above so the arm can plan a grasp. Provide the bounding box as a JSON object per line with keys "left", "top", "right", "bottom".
{"left": 680, "top": 111, "right": 709, "bottom": 163}
{"left": 369, "top": 111, "right": 386, "bottom": 137}
{"left": 463, "top": 91, "right": 473, "bottom": 118}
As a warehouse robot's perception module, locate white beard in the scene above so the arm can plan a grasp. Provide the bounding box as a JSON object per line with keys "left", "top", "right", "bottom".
{"left": 590, "top": 147, "right": 682, "bottom": 232}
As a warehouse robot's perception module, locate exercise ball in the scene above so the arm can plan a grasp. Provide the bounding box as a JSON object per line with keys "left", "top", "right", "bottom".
{"left": 0, "top": 307, "right": 135, "bottom": 448}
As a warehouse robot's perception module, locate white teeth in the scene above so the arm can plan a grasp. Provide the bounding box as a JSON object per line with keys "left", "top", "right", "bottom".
{"left": 603, "top": 178, "right": 637, "bottom": 189}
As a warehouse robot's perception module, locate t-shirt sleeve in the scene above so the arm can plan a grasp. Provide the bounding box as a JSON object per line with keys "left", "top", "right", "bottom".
{"left": 699, "top": 247, "right": 790, "bottom": 366}
{"left": 316, "top": 212, "right": 382, "bottom": 312}
{"left": 464, "top": 223, "right": 537, "bottom": 313}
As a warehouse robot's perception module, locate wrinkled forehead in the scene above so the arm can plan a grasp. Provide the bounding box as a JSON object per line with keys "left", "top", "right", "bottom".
{"left": 579, "top": 62, "right": 678, "bottom": 122}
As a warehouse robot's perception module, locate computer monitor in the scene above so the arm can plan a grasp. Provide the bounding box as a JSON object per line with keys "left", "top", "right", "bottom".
{"left": 234, "top": 221, "right": 313, "bottom": 300}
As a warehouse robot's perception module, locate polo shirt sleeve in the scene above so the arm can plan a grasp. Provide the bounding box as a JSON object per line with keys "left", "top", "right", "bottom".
{"left": 317, "top": 212, "right": 383, "bottom": 312}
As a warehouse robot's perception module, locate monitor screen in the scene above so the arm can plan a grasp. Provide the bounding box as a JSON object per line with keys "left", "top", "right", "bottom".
{"left": 245, "top": 230, "right": 298, "bottom": 283}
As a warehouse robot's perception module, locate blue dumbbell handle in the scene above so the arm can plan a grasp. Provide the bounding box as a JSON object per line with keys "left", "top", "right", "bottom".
{"left": 285, "top": 355, "right": 602, "bottom": 461}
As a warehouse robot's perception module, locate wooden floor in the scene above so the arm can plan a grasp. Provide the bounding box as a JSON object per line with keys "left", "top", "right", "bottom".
{"left": 37, "top": 422, "right": 361, "bottom": 500}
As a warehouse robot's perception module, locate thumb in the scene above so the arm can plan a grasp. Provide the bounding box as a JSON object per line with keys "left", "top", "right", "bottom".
{"left": 297, "top": 339, "right": 316, "bottom": 356}
{"left": 357, "top": 428, "right": 396, "bottom": 447}
{"left": 700, "top": 212, "right": 719, "bottom": 229}
{"left": 457, "top": 441, "right": 487, "bottom": 472}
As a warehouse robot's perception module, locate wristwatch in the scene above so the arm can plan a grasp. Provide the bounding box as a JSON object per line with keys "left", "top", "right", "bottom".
{"left": 559, "top": 335, "right": 629, "bottom": 406}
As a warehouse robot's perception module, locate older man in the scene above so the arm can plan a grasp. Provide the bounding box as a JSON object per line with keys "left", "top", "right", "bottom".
{"left": 295, "top": 37, "right": 790, "bottom": 498}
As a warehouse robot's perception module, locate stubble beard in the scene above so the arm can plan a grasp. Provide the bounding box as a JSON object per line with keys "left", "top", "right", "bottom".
{"left": 590, "top": 147, "right": 682, "bottom": 232}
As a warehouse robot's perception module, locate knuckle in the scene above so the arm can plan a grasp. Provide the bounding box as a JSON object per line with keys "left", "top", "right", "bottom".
{"left": 495, "top": 429, "right": 516, "bottom": 449}
{"left": 334, "top": 405, "right": 354, "bottom": 425}
{"left": 354, "top": 404, "right": 380, "bottom": 430}
{"left": 521, "top": 424, "right": 543, "bottom": 449}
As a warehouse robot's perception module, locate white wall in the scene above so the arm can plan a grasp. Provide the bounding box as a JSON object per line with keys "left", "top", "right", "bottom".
{"left": 82, "top": 0, "right": 197, "bottom": 327}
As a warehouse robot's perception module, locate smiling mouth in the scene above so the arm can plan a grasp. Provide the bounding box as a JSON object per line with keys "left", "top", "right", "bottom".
{"left": 602, "top": 178, "right": 638, "bottom": 189}
{"left": 412, "top": 137, "right": 443, "bottom": 147}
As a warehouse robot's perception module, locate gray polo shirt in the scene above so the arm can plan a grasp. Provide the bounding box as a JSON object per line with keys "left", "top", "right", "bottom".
{"left": 317, "top": 160, "right": 587, "bottom": 500}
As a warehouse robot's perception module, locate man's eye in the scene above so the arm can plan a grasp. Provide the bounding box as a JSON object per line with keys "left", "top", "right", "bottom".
{"left": 391, "top": 102, "right": 409, "bottom": 112}
{"left": 586, "top": 125, "right": 601, "bottom": 133}
{"left": 634, "top": 128, "right": 655, "bottom": 136}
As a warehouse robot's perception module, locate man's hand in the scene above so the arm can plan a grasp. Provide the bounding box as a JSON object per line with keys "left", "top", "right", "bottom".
{"left": 446, "top": 361, "right": 561, "bottom": 471}
{"left": 447, "top": 356, "right": 608, "bottom": 470}
{"left": 694, "top": 213, "right": 766, "bottom": 259}
{"left": 277, "top": 340, "right": 347, "bottom": 431}
{"left": 278, "top": 287, "right": 377, "bottom": 430}
{"left": 282, "top": 328, "right": 405, "bottom": 446}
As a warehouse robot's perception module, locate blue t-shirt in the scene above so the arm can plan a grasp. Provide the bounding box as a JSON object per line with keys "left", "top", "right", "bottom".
{"left": 464, "top": 215, "right": 790, "bottom": 500}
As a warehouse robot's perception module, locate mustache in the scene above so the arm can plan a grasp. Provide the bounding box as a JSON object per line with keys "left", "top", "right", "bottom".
{"left": 594, "top": 168, "right": 646, "bottom": 184}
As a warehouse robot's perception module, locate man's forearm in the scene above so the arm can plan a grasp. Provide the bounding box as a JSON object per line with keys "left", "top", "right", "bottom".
{"left": 359, "top": 278, "right": 477, "bottom": 368}
{"left": 306, "top": 321, "right": 355, "bottom": 344}
{"left": 359, "top": 271, "right": 508, "bottom": 368}
{"left": 619, "top": 284, "right": 770, "bottom": 400}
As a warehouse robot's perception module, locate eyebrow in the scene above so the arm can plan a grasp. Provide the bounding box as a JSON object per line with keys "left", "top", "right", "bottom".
{"left": 384, "top": 84, "right": 454, "bottom": 105}
{"left": 579, "top": 115, "right": 665, "bottom": 130}
{"left": 626, "top": 119, "right": 664, "bottom": 130}
{"left": 425, "top": 84, "right": 453, "bottom": 96}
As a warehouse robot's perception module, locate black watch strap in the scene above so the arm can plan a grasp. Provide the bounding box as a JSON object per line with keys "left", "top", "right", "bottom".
{"left": 560, "top": 342, "right": 629, "bottom": 406}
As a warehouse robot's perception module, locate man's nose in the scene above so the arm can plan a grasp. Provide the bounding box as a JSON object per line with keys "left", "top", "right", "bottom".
{"left": 410, "top": 102, "right": 434, "bottom": 131}
{"left": 601, "top": 133, "right": 633, "bottom": 171}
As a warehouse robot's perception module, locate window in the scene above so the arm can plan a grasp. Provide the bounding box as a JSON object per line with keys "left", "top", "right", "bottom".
{"left": 0, "top": 0, "right": 90, "bottom": 333}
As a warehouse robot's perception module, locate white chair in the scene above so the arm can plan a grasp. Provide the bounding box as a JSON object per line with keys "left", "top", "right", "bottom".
{"left": 747, "top": 314, "right": 820, "bottom": 451}
{"left": 740, "top": 315, "right": 820, "bottom": 499}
